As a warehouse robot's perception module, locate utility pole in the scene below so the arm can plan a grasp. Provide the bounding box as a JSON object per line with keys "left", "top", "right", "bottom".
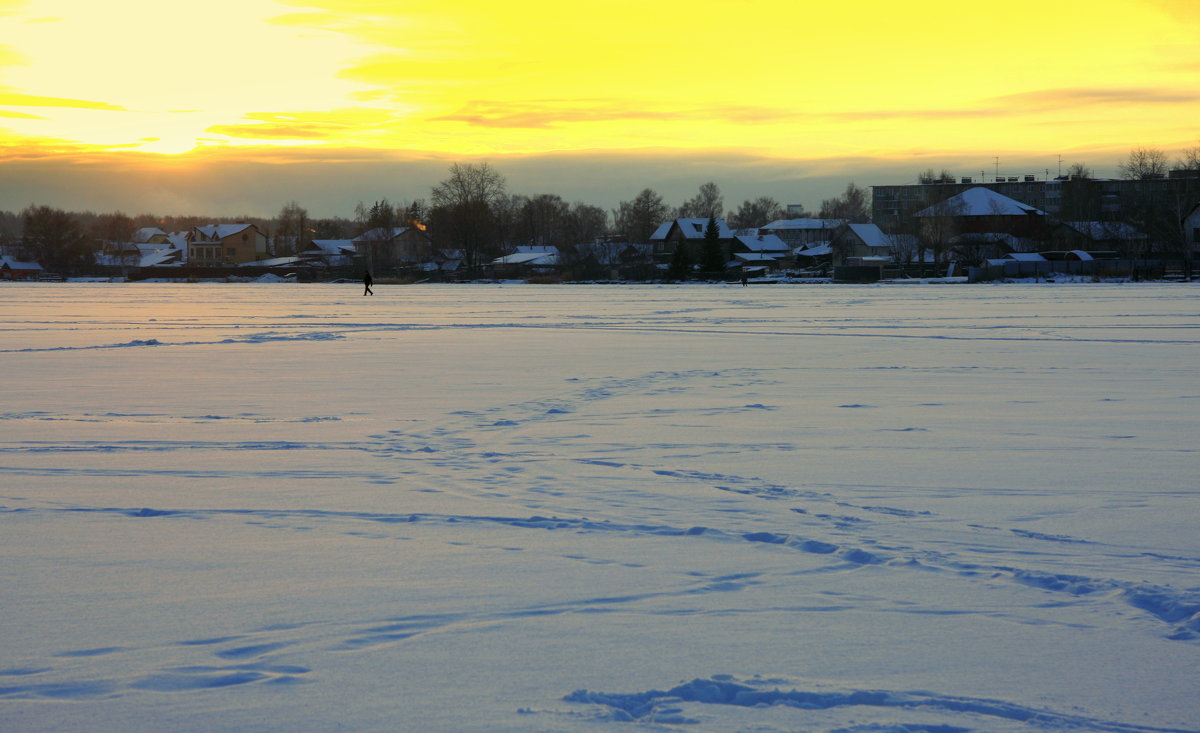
{"left": 994, "top": 157, "right": 1000, "bottom": 181}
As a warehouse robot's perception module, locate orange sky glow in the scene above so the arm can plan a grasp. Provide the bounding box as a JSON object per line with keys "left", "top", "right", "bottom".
{"left": 1, "top": 0, "right": 1198, "bottom": 215}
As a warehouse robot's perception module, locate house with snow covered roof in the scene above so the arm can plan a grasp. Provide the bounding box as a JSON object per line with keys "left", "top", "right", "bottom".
{"left": 649, "top": 218, "right": 734, "bottom": 264}
{"left": 758, "top": 218, "right": 846, "bottom": 247}
{"left": 299, "top": 239, "right": 358, "bottom": 268}
{"left": 190, "top": 224, "right": 268, "bottom": 266}
{"left": 488, "top": 246, "right": 559, "bottom": 277}
{"left": 1049, "top": 221, "right": 1149, "bottom": 255}
{"left": 133, "top": 227, "right": 169, "bottom": 245}
{"left": 830, "top": 222, "right": 896, "bottom": 265}
{"left": 729, "top": 233, "right": 791, "bottom": 271}
{"left": 352, "top": 226, "right": 433, "bottom": 271}
{"left": 1, "top": 255, "right": 43, "bottom": 280}
{"left": 914, "top": 187, "right": 1049, "bottom": 239}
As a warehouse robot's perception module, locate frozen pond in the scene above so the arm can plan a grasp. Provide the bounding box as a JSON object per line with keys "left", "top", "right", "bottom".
{"left": 2, "top": 282, "right": 1198, "bottom": 732}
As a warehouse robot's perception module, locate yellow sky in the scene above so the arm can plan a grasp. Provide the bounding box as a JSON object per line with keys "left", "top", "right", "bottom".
{"left": 0, "top": 0, "right": 1198, "bottom": 213}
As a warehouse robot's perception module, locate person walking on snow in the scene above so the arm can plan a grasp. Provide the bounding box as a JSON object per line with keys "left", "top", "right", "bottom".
{"left": 363, "top": 270, "right": 374, "bottom": 296}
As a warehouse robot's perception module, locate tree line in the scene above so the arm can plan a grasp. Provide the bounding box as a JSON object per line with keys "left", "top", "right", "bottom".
{"left": 0, "top": 161, "right": 871, "bottom": 274}
{"left": 3, "top": 144, "right": 1196, "bottom": 274}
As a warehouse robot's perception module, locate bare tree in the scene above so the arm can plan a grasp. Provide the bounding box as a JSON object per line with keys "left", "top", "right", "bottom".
{"left": 1118, "top": 147, "right": 1168, "bottom": 179}
{"left": 21, "top": 205, "right": 88, "bottom": 274}
{"left": 1066, "top": 162, "right": 1092, "bottom": 179}
{"left": 517, "top": 194, "right": 570, "bottom": 247}
{"left": 274, "top": 200, "right": 308, "bottom": 256}
{"left": 819, "top": 183, "right": 870, "bottom": 222}
{"left": 918, "top": 168, "right": 956, "bottom": 184}
{"left": 429, "top": 162, "right": 509, "bottom": 269}
{"left": 675, "top": 181, "right": 723, "bottom": 219}
{"left": 728, "top": 196, "right": 785, "bottom": 230}
{"left": 613, "top": 188, "right": 669, "bottom": 243}
{"left": 915, "top": 195, "right": 966, "bottom": 264}
{"left": 1175, "top": 144, "right": 1200, "bottom": 171}
{"left": 564, "top": 202, "right": 608, "bottom": 244}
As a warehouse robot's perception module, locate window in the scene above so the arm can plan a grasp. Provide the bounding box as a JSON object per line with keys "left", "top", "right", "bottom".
{"left": 1193, "top": 227, "right": 1200, "bottom": 243}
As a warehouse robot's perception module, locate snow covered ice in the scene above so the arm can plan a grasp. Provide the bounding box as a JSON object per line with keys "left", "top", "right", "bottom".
{"left": 1, "top": 281, "right": 1198, "bottom": 732}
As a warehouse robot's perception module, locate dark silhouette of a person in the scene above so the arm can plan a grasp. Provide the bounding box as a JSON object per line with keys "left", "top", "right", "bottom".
{"left": 363, "top": 270, "right": 374, "bottom": 296}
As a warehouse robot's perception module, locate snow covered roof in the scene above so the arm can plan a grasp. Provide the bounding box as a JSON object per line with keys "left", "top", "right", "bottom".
{"left": 733, "top": 234, "right": 789, "bottom": 252}
{"left": 1, "top": 255, "right": 42, "bottom": 270}
{"left": 1004, "top": 252, "right": 1047, "bottom": 262}
{"left": 352, "top": 227, "right": 414, "bottom": 244}
{"left": 795, "top": 243, "right": 832, "bottom": 257}
{"left": 240, "top": 256, "right": 305, "bottom": 268}
{"left": 915, "top": 187, "right": 1045, "bottom": 217}
{"left": 733, "top": 252, "right": 778, "bottom": 263}
{"left": 650, "top": 218, "right": 733, "bottom": 241}
{"left": 133, "top": 227, "right": 167, "bottom": 243}
{"left": 138, "top": 247, "right": 183, "bottom": 267}
{"left": 760, "top": 218, "right": 845, "bottom": 230}
{"left": 842, "top": 222, "right": 891, "bottom": 249}
{"left": 491, "top": 251, "right": 558, "bottom": 266}
{"left": 195, "top": 224, "right": 256, "bottom": 240}
{"left": 307, "top": 239, "right": 356, "bottom": 256}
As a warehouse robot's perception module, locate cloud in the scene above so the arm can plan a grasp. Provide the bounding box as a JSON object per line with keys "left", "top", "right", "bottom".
{"left": 993, "top": 86, "right": 1200, "bottom": 109}
{"left": 205, "top": 108, "right": 413, "bottom": 143}
{"left": 0, "top": 88, "right": 125, "bottom": 111}
{"left": 427, "top": 100, "right": 804, "bottom": 129}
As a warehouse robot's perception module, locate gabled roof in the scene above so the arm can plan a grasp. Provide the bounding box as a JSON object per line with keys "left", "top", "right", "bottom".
{"left": 1, "top": 255, "right": 42, "bottom": 270}
{"left": 134, "top": 227, "right": 167, "bottom": 243}
{"left": 352, "top": 226, "right": 417, "bottom": 244}
{"left": 307, "top": 239, "right": 357, "bottom": 256}
{"left": 733, "top": 252, "right": 778, "bottom": 262}
{"left": 491, "top": 250, "right": 558, "bottom": 266}
{"left": 733, "top": 233, "right": 789, "bottom": 252}
{"left": 195, "top": 224, "right": 256, "bottom": 240}
{"left": 915, "top": 187, "right": 1045, "bottom": 217}
{"left": 795, "top": 242, "right": 832, "bottom": 257}
{"left": 838, "top": 222, "right": 892, "bottom": 249}
{"left": 650, "top": 218, "right": 733, "bottom": 241}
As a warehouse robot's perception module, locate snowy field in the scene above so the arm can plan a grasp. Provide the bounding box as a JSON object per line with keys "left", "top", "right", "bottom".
{"left": 1, "top": 281, "right": 1198, "bottom": 733}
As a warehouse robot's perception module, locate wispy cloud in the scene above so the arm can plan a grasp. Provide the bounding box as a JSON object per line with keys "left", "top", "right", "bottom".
{"left": 427, "top": 100, "right": 804, "bottom": 129}
{"left": 991, "top": 86, "right": 1200, "bottom": 110}
{"left": 206, "top": 108, "right": 410, "bottom": 142}
{"left": 0, "top": 88, "right": 125, "bottom": 111}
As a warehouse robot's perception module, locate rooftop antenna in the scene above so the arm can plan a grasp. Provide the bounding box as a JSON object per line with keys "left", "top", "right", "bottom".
{"left": 1057, "top": 154, "right": 1063, "bottom": 178}
{"left": 994, "top": 156, "right": 1000, "bottom": 181}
